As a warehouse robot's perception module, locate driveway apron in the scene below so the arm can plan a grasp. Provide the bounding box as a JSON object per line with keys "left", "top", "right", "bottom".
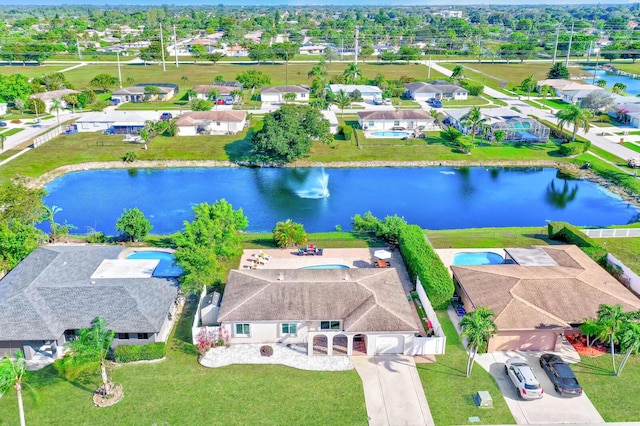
{"left": 351, "top": 355, "right": 435, "bottom": 426}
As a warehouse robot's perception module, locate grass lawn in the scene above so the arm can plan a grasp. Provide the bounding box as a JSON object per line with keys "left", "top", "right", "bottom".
{"left": 242, "top": 231, "right": 385, "bottom": 249}
{"left": 0, "top": 299, "right": 367, "bottom": 426}
{"left": 425, "top": 226, "right": 554, "bottom": 249}
{"left": 537, "top": 98, "right": 570, "bottom": 110}
{"left": 587, "top": 145, "right": 629, "bottom": 166}
{"left": 598, "top": 237, "right": 640, "bottom": 275}
{"left": 573, "top": 153, "right": 640, "bottom": 195}
{"left": 461, "top": 63, "right": 589, "bottom": 91}
{"left": 0, "top": 64, "right": 70, "bottom": 77}
{"left": 442, "top": 96, "right": 491, "bottom": 108}
{"left": 622, "top": 142, "right": 640, "bottom": 154}
{"left": 416, "top": 311, "right": 515, "bottom": 426}
{"left": 573, "top": 351, "right": 640, "bottom": 422}
{"left": 0, "top": 128, "right": 24, "bottom": 137}
{"left": 607, "top": 62, "right": 640, "bottom": 75}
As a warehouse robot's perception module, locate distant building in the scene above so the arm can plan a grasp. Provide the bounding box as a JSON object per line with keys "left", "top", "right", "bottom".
{"left": 404, "top": 81, "right": 468, "bottom": 102}
{"left": 30, "top": 89, "right": 80, "bottom": 113}
{"left": 176, "top": 111, "right": 248, "bottom": 136}
{"left": 111, "top": 83, "right": 179, "bottom": 104}
{"left": 328, "top": 84, "right": 383, "bottom": 102}
{"left": 260, "top": 85, "right": 310, "bottom": 103}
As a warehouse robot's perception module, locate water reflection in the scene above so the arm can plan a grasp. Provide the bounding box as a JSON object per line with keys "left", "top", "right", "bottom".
{"left": 546, "top": 179, "right": 579, "bottom": 209}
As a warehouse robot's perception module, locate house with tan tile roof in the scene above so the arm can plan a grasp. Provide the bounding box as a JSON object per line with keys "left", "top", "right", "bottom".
{"left": 451, "top": 245, "right": 640, "bottom": 352}
{"left": 217, "top": 268, "right": 420, "bottom": 356}
{"left": 175, "top": 111, "right": 247, "bottom": 136}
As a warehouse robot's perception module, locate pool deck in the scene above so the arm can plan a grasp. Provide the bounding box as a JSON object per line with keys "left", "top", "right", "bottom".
{"left": 435, "top": 248, "right": 506, "bottom": 276}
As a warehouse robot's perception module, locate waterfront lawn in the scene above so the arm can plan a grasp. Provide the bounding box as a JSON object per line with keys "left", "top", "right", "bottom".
{"left": 416, "top": 311, "right": 515, "bottom": 426}
{"left": 587, "top": 146, "right": 628, "bottom": 167}
{"left": 573, "top": 153, "right": 640, "bottom": 195}
{"left": 425, "top": 226, "right": 554, "bottom": 248}
{"left": 242, "top": 231, "right": 386, "bottom": 249}
{"left": 598, "top": 237, "right": 640, "bottom": 275}
{"left": 0, "top": 299, "right": 368, "bottom": 426}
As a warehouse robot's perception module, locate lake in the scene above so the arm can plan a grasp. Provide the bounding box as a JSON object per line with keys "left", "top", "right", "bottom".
{"left": 42, "top": 167, "right": 640, "bottom": 235}
{"left": 582, "top": 68, "right": 640, "bottom": 95}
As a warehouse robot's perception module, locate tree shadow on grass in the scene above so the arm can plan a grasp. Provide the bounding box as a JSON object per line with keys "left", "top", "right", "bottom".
{"left": 170, "top": 298, "right": 200, "bottom": 356}
{"left": 573, "top": 361, "right": 615, "bottom": 376}
{"left": 415, "top": 358, "right": 467, "bottom": 378}
{"left": 223, "top": 131, "right": 255, "bottom": 163}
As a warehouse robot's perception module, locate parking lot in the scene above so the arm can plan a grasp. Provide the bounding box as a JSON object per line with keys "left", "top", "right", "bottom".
{"left": 477, "top": 351, "right": 604, "bottom": 424}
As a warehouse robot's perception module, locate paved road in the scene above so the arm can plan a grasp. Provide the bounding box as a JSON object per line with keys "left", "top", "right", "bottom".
{"left": 351, "top": 355, "right": 435, "bottom": 426}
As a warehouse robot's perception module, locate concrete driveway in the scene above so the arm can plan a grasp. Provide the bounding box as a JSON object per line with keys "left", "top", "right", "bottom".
{"left": 351, "top": 355, "right": 434, "bottom": 426}
{"left": 478, "top": 351, "right": 604, "bottom": 424}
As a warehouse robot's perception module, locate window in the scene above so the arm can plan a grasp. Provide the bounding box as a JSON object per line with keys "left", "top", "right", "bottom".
{"left": 137, "top": 333, "right": 150, "bottom": 340}
{"left": 235, "top": 323, "right": 250, "bottom": 337}
{"left": 116, "top": 333, "right": 130, "bottom": 340}
{"left": 368, "top": 121, "right": 374, "bottom": 127}
{"left": 216, "top": 122, "right": 221, "bottom": 126}
{"left": 393, "top": 121, "right": 400, "bottom": 126}
{"left": 301, "top": 93, "right": 306, "bottom": 98}
{"left": 281, "top": 323, "right": 297, "bottom": 335}
{"left": 320, "top": 321, "right": 341, "bottom": 330}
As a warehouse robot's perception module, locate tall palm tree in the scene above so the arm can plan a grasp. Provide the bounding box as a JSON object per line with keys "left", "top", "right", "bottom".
{"left": 0, "top": 351, "right": 27, "bottom": 426}
{"left": 334, "top": 89, "right": 351, "bottom": 119}
{"left": 451, "top": 64, "right": 465, "bottom": 79}
{"left": 617, "top": 319, "right": 640, "bottom": 376}
{"left": 555, "top": 104, "right": 593, "bottom": 142}
{"left": 307, "top": 64, "right": 326, "bottom": 80}
{"left": 343, "top": 62, "right": 361, "bottom": 84}
{"left": 595, "top": 304, "right": 626, "bottom": 375}
{"left": 460, "top": 306, "right": 497, "bottom": 377}
{"left": 460, "top": 107, "right": 487, "bottom": 147}
{"left": 50, "top": 98, "right": 63, "bottom": 128}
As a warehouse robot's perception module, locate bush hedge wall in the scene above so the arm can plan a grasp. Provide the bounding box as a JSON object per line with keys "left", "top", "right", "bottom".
{"left": 547, "top": 221, "right": 607, "bottom": 265}
{"left": 398, "top": 225, "right": 454, "bottom": 310}
{"left": 113, "top": 342, "right": 166, "bottom": 363}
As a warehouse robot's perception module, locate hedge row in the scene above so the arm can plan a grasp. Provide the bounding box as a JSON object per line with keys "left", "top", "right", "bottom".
{"left": 113, "top": 342, "right": 166, "bottom": 363}
{"left": 398, "top": 225, "right": 454, "bottom": 310}
{"left": 558, "top": 141, "right": 591, "bottom": 156}
{"left": 547, "top": 221, "right": 608, "bottom": 265}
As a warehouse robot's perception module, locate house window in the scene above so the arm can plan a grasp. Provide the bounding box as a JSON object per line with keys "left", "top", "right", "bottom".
{"left": 301, "top": 93, "right": 306, "bottom": 98}
{"left": 116, "top": 333, "right": 130, "bottom": 340}
{"left": 368, "top": 121, "right": 374, "bottom": 127}
{"left": 216, "top": 122, "right": 221, "bottom": 126}
{"left": 393, "top": 120, "right": 400, "bottom": 126}
{"left": 320, "top": 321, "right": 341, "bottom": 330}
{"left": 235, "top": 323, "right": 250, "bottom": 337}
{"left": 137, "top": 333, "right": 150, "bottom": 340}
{"left": 281, "top": 323, "right": 297, "bottom": 335}
{"left": 64, "top": 329, "right": 77, "bottom": 341}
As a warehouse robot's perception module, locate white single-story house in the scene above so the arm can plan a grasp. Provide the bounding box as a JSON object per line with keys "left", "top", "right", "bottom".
{"left": 321, "top": 110, "right": 339, "bottom": 134}
{"left": 358, "top": 110, "right": 436, "bottom": 131}
{"left": 328, "top": 84, "right": 383, "bottom": 102}
{"left": 298, "top": 45, "right": 326, "bottom": 55}
{"left": 112, "top": 83, "right": 178, "bottom": 104}
{"left": 0, "top": 246, "right": 180, "bottom": 360}
{"left": 0, "top": 103, "right": 7, "bottom": 116}
{"left": 536, "top": 79, "right": 602, "bottom": 104}
{"left": 404, "top": 81, "right": 469, "bottom": 101}
{"left": 192, "top": 84, "right": 241, "bottom": 103}
{"left": 30, "top": 89, "right": 79, "bottom": 113}
{"left": 217, "top": 268, "right": 420, "bottom": 356}
{"left": 260, "top": 85, "right": 310, "bottom": 103}
{"left": 74, "top": 111, "right": 159, "bottom": 134}
{"left": 175, "top": 110, "right": 247, "bottom": 136}
{"left": 451, "top": 245, "right": 640, "bottom": 352}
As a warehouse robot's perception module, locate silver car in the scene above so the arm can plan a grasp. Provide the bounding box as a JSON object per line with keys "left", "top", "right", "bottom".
{"left": 505, "top": 358, "right": 544, "bottom": 400}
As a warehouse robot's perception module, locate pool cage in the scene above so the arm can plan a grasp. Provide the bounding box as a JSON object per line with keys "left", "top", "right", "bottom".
{"left": 485, "top": 118, "right": 550, "bottom": 143}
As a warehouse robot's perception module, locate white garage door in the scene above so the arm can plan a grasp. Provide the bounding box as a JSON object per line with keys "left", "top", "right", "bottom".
{"left": 375, "top": 336, "right": 403, "bottom": 354}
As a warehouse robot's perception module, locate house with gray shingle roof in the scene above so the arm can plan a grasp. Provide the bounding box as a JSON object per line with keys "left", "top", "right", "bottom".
{"left": 358, "top": 110, "right": 436, "bottom": 131}
{"left": 218, "top": 268, "right": 420, "bottom": 356}
{"left": 404, "top": 81, "right": 468, "bottom": 102}
{"left": 260, "top": 85, "right": 310, "bottom": 103}
{"left": 0, "top": 246, "right": 179, "bottom": 360}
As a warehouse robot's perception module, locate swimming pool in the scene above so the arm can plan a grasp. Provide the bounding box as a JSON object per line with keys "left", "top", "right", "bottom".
{"left": 127, "top": 251, "right": 182, "bottom": 277}
{"left": 301, "top": 264, "right": 350, "bottom": 269}
{"left": 370, "top": 131, "right": 410, "bottom": 137}
{"left": 452, "top": 252, "right": 504, "bottom": 266}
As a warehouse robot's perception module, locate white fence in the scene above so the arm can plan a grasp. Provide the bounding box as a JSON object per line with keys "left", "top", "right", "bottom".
{"left": 33, "top": 126, "right": 64, "bottom": 148}
{"left": 582, "top": 228, "right": 640, "bottom": 238}
{"left": 607, "top": 253, "right": 640, "bottom": 296}
{"left": 411, "top": 278, "right": 446, "bottom": 355}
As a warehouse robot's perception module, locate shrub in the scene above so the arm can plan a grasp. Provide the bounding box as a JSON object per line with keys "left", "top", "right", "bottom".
{"left": 10, "top": 119, "right": 21, "bottom": 124}
{"left": 398, "top": 225, "right": 454, "bottom": 309}
{"left": 342, "top": 125, "right": 353, "bottom": 141}
{"left": 260, "top": 345, "right": 273, "bottom": 357}
{"left": 122, "top": 151, "right": 137, "bottom": 162}
{"left": 558, "top": 142, "right": 585, "bottom": 156}
{"left": 113, "top": 342, "right": 166, "bottom": 363}
{"left": 458, "top": 79, "right": 484, "bottom": 96}
{"left": 547, "top": 221, "right": 608, "bottom": 266}
{"left": 86, "top": 231, "right": 106, "bottom": 243}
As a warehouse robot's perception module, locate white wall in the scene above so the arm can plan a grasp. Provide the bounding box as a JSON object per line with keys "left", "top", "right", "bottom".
{"left": 178, "top": 125, "right": 197, "bottom": 136}
{"left": 78, "top": 122, "right": 110, "bottom": 133}
{"left": 228, "top": 321, "right": 308, "bottom": 345}
{"left": 607, "top": 253, "right": 640, "bottom": 296}
{"left": 261, "top": 93, "right": 282, "bottom": 102}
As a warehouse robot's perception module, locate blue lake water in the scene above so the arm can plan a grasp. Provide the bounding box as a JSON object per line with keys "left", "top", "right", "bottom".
{"left": 42, "top": 167, "right": 640, "bottom": 235}
{"left": 582, "top": 68, "right": 640, "bottom": 95}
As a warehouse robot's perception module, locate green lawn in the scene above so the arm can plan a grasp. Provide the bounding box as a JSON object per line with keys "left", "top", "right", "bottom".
{"left": 442, "top": 96, "right": 491, "bottom": 108}
{"left": 573, "top": 153, "right": 640, "bottom": 195}
{"left": 0, "top": 300, "right": 367, "bottom": 426}
{"left": 537, "top": 98, "right": 571, "bottom": 110}
{"left": 0, "top": 128, "right": 24, "bottom": 137}
{"left": 587, "top": 145, "right": 628, "bottom": 166}
{"left": 598, "top": 237, "right": 640, "bottom": 275}
{"left": 622, "top": 142, "right": 640, "bottom": 154}
{"left": 0, "top": 64, "right": 70, "bottom": 77}
{"left": 242, "top": 231, "right": 385, "bottom": 249}
{"left": 425, "top": 226, "right": 554, "bottom": 249}
{"left": 416, "top": 311, "right": 515, "bottom": 426}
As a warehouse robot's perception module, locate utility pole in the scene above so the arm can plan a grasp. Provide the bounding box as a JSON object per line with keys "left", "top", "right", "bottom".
{"left": 552, "top": 25, "right": 560, "bottom": 65}
{"left": 341, "top": 37, "right": 344, "bottom": 61}
{"left": 565, "top": 21, "right": 574, "bottom": 67}
{"left": 592, "top": 48, "right": 600, "bottom": 85}
{"left": 117, "top": 50, "right": 122, "bottom": 88}
{"left": 587, "top": 40, "right": 593, "bottom": 63}
{"left": 174, "top": 24, "right": 179, "bottom": 68}
{"left": 76, "top": 38, "right": 82, "bottom": 61}
{"left": 428, "top": 54, "right": 432, "bottom": 79}
{"left": 160, "top": 24, "right": 166, "bottom": 72}
{"left": 354, "top": 26, "right": 359, "bottom": 65}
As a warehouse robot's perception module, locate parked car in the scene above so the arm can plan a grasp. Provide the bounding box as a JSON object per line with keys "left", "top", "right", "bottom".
{"left": 431, "top": 100, "right": 443, "bottom": 108}
{"left": 383, "top": 98, "right": 392, "bottom": 105}
{"left": 539, "top": 354, "right": 583, "bottom": 397}
{"left": 159, "top": 112, "right": 173, "bottom": 121}
{"left": 0, "top": 121, "right": 7, "bottom": 127}
{"left": 505, "top": 358, "right": 544, "bottom": 400}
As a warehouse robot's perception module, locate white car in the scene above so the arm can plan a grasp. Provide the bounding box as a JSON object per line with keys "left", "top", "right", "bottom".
{"left": 505, "top": 358, "right": 544, "bottom": 400}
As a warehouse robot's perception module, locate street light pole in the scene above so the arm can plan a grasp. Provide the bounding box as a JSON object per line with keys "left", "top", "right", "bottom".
{"left": 117, "top": 50, "right": 122, "bottom": 88}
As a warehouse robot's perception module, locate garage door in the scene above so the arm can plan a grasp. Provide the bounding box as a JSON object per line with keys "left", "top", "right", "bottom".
{"left": 489, "top": 331, "right": 558, "bottom": 352}
{"left": 375, "top": 336, "right": 403, "bottom": 354}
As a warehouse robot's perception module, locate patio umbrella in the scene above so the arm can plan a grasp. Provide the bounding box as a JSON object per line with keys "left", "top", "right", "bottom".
{"left": 373, "top": 249, "right": 392, "bottom": 260}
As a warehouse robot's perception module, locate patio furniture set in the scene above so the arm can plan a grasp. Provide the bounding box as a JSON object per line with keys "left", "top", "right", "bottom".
{"left": 297, "top": 244, "right": 324, "bottom": 256}
{"left": 247, "top": 252, "right": 272, "bottom": 269}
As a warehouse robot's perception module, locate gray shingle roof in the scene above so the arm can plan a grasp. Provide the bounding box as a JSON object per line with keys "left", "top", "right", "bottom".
{"left": 0, "top": 246, "right": 178, "bottom": 340}
{"left": 261, "top": 85, "right": 310, "bottom": 94}
{"left": 404, "top": 81, "right": 468, "bottom": 94}
{"left": 358, "top": 110, "right": 433, "bottom": 121}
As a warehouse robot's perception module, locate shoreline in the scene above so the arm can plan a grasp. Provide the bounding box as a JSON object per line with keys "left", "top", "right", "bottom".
{"left": 29, "top": 159, "right": 640, "bottom": 209}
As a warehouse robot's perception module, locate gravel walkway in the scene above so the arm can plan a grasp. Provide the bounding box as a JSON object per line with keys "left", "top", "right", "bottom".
{"left": 199, "top": 343, "right": 354, "bottom": 371}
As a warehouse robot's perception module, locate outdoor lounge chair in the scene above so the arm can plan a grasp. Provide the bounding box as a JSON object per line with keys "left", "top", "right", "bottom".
{"left": 298, "top": 248, "right": 306, "bottom": 256}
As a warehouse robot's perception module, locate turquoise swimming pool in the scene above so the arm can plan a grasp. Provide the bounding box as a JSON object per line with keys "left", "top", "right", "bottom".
{"left": 452, "top": 252, "right": 504, "bottom": 266}
{"left": 370, "top": 131, "right": 409, "bottom": 137}
{"left": 127, "top": 251, "right": 182, "bottom": 277}
{"left": 301, "top": 264, "right": 350, "bottom": 269}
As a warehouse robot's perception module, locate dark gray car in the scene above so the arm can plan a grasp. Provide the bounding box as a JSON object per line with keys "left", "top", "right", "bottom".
{"left": 539, "top": 354, "right": 583, "bottom": 397}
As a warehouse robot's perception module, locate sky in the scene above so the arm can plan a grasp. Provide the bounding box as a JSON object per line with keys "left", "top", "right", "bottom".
{"left": 1, "top": 0, "right": 629, "bottom": 5}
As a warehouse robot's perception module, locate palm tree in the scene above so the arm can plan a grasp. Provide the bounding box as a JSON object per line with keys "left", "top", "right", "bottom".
{"left": 460, "top": 306, "right": 497, "bottom": 377}
{"left": 334, "top": 89, "right": 351, "bottom": 118}
{"left": 42, "top": 205, "right": 63, "bottom": 237}
{"left": 520, "top": 74, "right": 536, "bottom": 99}
{"left": 613, "top": 82, "right": 627, "bottom": 95}
{"left": 555, "top": 104, "right": 593, "bottom": 141}
{"left": 64, "top": 317, "right": 116, "bottom": 397}
{"left": 125, "top": 76, "right": 135, "bottom": 86}
{"left": 186, "top": 89, "right": 197, "bottom": 101}
{"left": 50, "top": 98, "right": 63, "bottom": 128}
{"left": 273, "top": 219, "right": 307, "bottom": 248}
{"left": 343, "top": 62, "right": 361, "bottom": 84}
{"left": 595, "top": 304, "right": 627, "bottom": 375}
{"left": 0, "top": 351, "right": 27, "bottom": 426}
{"left": 451, "top": 64, "right": 464, "bottom": 79}
{"left": 595, "top": 79, "right": 607, "bottom": 88}
{"left": 460, "top": 107, "right": 487, "bottom": 147}
{"left": 181, "top": 75, "right": 189, "bottom": 85}
{"left": 617, "top": 319, "right": 640, "bottom": 376}
{"left": 283, "top": 92, "right": 297, "bottom": 104}
{"left": 307, "top": 64, "right": 326, "bottom": 80}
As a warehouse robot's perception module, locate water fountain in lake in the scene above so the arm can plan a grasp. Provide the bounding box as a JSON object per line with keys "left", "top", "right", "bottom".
{"left": 294, "top": 167, "right": 330, "bottom": 199}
